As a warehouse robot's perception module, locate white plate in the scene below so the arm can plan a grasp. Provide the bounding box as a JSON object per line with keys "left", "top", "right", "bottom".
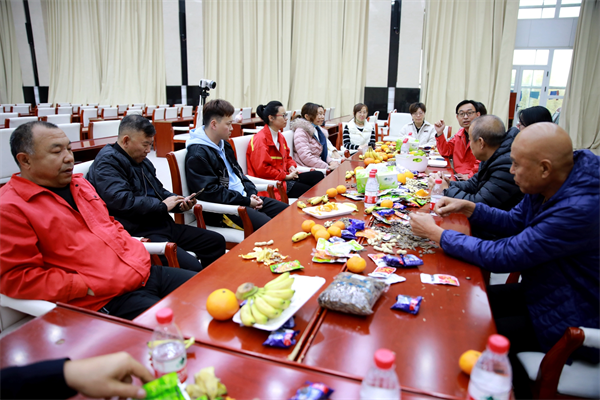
{"left": 428, "top": 157, "right": 447, "bottom": 168}
{"left": 233, "top": 275, "right": 326, "bottom": 331}
{"left": 302, "top": 203, "right": 356, "bottom": 220}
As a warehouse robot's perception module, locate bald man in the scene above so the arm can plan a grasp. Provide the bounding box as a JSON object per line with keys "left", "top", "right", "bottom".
{"left": 411, "top": 123, "right": 599, "bottom": 396}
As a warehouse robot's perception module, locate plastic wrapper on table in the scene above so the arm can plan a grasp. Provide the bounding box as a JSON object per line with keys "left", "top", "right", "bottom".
{"left": 317, "top": 272, "right": 388, "bottom": 316}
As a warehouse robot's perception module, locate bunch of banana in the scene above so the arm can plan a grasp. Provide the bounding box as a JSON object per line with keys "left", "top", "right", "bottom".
{"left": 237, "top": 273, "right": 296, "bottom": 327}
{"left": 291, "top": 232, "right": 311, "bottom": 242}
{"left": 297, "top": 200, "right": 307, "bottom": 209}
{"left": 364, "top": 146, "right": 383, "bottom": 161}
{"left": 308, "top": 195, "right": 329, "bottom": 206}
{"left": 345, "top": 170, "right": 355, "bottom": 180}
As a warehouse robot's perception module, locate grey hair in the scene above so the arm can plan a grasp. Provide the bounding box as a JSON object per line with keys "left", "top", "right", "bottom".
{"left": 10, "top": 121, "right": 59, "bottom": 166}
{"left": 470, "top": 115, "right": 506, "bottom": 147}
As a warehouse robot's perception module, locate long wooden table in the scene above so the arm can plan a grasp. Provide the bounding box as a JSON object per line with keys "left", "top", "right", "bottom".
{"left": 71, "top": 136, "right": 117, "bottom": 162}
{"left": 153, "top": 117, "right": 195, "bottom": 157}
{"left": 232, "top": 116, "right": 264, "bottom": 138}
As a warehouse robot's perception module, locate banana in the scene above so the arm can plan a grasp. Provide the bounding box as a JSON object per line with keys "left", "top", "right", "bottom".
{"left": 309, "top": 196, "right": 323, "bottom": 205}
{"left": 258, "top": 293, "right": 288, "bottom": 309}
{"left": 148, "top": 337, "right": 195, "bottom": 350}
{"left": 250, "top": 299, "right": 269, "bottom": 324}
{"left": 263, "top": 288, "right": 295, "bottom": 300}
{"left": 264, "top": 272, "right": 290, "bottom": 288}
{"left": 240, "top": 302, "right": 255, "bottom": 326}
{"left": 365, "top": 206, "right": 376, "bottom": 214}
{"left": 254, "top": 295, "right": 282, "bottom": 319}
{"left": 296, "top": 201, "right": 307, "bottom": 209}
{"left": 292, "top": 232, "right": 311, "bottom": 242}
{"left": 236, "top": 282, "right": 258, "bottom": 300}
{"left": 345, "top": 172, "right": 352, "bottom": 180}
{"left": 359, "top": 155, "right": 364, "bottom": 160}
{"left": 343, "top": 203, "right": 358, "bottom": 211}
{"left": 263, "top": 276, "right": 294, "bottom": 290}
{"left": 321, "top": 195, "right": 328, "bottom": 203}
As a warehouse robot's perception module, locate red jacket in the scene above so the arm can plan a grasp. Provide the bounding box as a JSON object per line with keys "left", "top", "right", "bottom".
{"left": 246, "top": 125, "right": 297, "bottom": 199}
{"left": 436, "top": 127, "right": 480, "bottom": 178}
{"left": 0, "top": 174, "right": 151, "bottom": 311}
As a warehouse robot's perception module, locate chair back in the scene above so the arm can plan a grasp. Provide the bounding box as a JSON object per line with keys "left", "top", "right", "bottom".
{"left": 145, "top": 105, "right": 157, "bottom": 116}
{"left": 388, "top": 113, "right": 413, "bottom": 137}
{"left": 36, "top": 107, "right": 56, "bottom": 117}
{"left": 336, "top": 123, "right": 344, "bottom": 149}
{"left": 165, "top": 107, "right": 178, "bottom": 119}
{"left": 37, "top": 103, "right": 52, "bottom": 108}
{"left": 125, "top": 109, "right": 143, "bottom": 116}
{"left": 167, "top": 149, "right": 196, "bottom": 225}
{"left": 80, "top": 106, "right": 95, "bottom": 111}
{"left": 45, "top": 114, "right": 72, "bottom": 125}
{"left": 284, "top": 110, "right": 293, "bottom": 131}
{"left": 152, "top": 107, "right": 166, "bottom": 122}
{"left": 229, "top": 134, "right": 255, "bottom": 175}
{"left": 73, "top": 160, "right": 93, "bottom": 178}
{"left": 80, "top": 108, "right": 98, "bottom": 128}
{"left": 57, "top": 123, "right": 82, "bottom": 142}
{"left": 57, "top": 106, "right": 72, "bottom": 115}
{"left": 11, "top": 105, "right": 30, "bottom": 115}
{"left": 241, "top": 107, "right": 252, "bottom": 120}
{"left": 181, "top": 106, "right": 193, "bottom": 118}
{"left": 87, "top": 103, "right": 99, "bottom": 107}
{"left": 0, "top": 113, "right": 18, "bottom": 128}
{"left": 70, "top": 104, "right": 81, "bottom": 114}
{"left": 282, "top": 130, "right": 294, "bottom": 155}
{"left": 132, "top": 103, "right": 145, "bottom": 108}
{"left": 57, "top": 102, "right": 70, "bottom": 107}
{"left": 329, "top": 107, "right": 335, "bottom": 119}
{"left": 89, "top": 120, "right": 120, "bottom": 139}
{"left": 1, "top": 104, "right": 13, "bottom": 112}
{"left": 101, "top": 107, "right": 118, "bottom": 119}
{"left": 367, "top": 110, "right": 379, "bottom": 125}
{"left": 8, "top": 117, "right": 37, "bottom": 128}
{"left": 444, "top": 126, "right": 452, "bottom": 139}
{"left": 158, "top": 104, "right": 169, "bottom": 108}
{"left": 97, "top": 105, "right": 110, "bottom": 115}
{"left": 117, "top": 104, "right": 128, "bottom": 115}
{"left": 0, "top": 128, "right": 18, "bottom": 183}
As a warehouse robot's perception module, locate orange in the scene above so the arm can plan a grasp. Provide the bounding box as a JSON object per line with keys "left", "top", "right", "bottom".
{"left": 314, "top": 230, "right": 331, "bottom": 241}
{"left": 333, "top": 220, "right": 346, "bottom": 230}
{"left": 397, "top": 173, "right": 407, "bottom": 184}
{"left": 404, "top": 170, "right": 415, "bottom": 179}
{"left": 347, "top": 256, "right": 366, "bottom": 273}
{"left": 311, "top": 224, "right": 326, "bottom": 236}
{"left": 364, "top": 158, "right": 375, "bottom": 166}
{"left": 206, "top": 288, "right": 239, "bottom": 321}
{"left": 302, "top": 220, "right": 315, "bottom": 233}
{"left": 415, "top": 189, "right": 429, "bottom": 197}
{"left": 374, "top": 159, "right": 382, "bottom": 164}
{"left": 354, "top": 166, "right": 364, "bottom": 174}
{"left": 459, "top": 350, "right": 482, "bottom": 375}
{"left": 326, "top": 188, "right": 338, "bottom": 198}
{"left": 380, "top": 199, "right": 394, "bottom": 208}
{"left": 336, "top": 185, "right": 347, "bottom": 194}
{"left": 327, "top": 226, "right": 342, "bottom": 237}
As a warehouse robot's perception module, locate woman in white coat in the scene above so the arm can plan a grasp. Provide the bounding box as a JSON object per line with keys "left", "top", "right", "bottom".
{"left": 398, "top": 102, "right": 436, "bottom": 147}
{"left": 342, "top": 103, "right": 375, "bottom": 151}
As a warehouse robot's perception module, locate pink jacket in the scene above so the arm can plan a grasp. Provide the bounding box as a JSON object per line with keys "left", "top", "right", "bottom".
{"left": 291, "top": 118, "right": 331, "bottom": 169}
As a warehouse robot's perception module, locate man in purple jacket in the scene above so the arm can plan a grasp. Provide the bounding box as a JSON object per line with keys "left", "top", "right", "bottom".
{"left": 411, "top": 122, "right": 599, "bottom": 397}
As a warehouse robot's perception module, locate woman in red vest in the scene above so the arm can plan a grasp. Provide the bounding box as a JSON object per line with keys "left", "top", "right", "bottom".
{"left": 246, "top": 101, "right": 323, "bottom": 200}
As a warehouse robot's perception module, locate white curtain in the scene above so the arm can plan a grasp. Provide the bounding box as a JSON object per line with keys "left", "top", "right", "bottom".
{"left": 0, "top": 0, "right": 24, "bottom": 103}
{"left": 203, "top": 0, "right": 368, "bottom": 114}
{"left": 44, "top": 0, "right": 165, "bottom": 105}
{"left": 559, "top": 0, "right": 600, "bottom": 153}
{"left": 421, "top": 0, "right": 519, "bottom": 133}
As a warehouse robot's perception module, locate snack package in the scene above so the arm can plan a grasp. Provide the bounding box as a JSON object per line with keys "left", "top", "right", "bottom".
{"left": 281, "top": 316, "right": 295, "bottom": 329}
{"left": 368, "top": 265, "right": 396, "bottom": 279}
{"left": 289, "top": 382, "right": 334, "bottom": 400}
{"left": 318, "top": 272, "right": 388, "bottom": 316}
{"left": 341, "top": 229, "right": 356, "bottom": 240}
{"left": 270, "top": 260, "right": 304, "bottom": 273}
{"left": 420, "top": 273, "right": 460, "bottom": 286}
{"left": 401, "top": 254, "right": 423, "bottom": 267}
{"left": 263, "top": 329, "right": 299, "bottom": 348}
{"left": 349, "top": 219, "right": 365, "bottom": 231}
{"left": 391, "top": 294, "right": 423, "bottom": 315}
{"left": 140, "top": 372, "right": 188, "bottom": 400}
{"left": 312, "top": 239, "right": 363, "bottom": 263}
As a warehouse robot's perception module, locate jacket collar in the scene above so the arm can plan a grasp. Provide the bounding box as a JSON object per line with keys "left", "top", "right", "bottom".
{"left": 112, "top": 142, "right": 142, "bottom": 166}
{"left": 9, "top": 173, "right": 79, "bottom": 202}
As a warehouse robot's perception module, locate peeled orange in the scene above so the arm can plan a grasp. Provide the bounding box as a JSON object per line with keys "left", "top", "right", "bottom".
{"left": 336, "top": 185, "right": 347, "bottom": 194}
{"left": 311, "top": 224, "right": 326, "bottom": 236}
{"left": 327, "top": 226, "right": 342, "bottom": 237}
{"left": 326, "top": 188, "right": 338, "bottom": 198}
{"left": 314, "top": 230, "right": 331, "bottom": 241}
{"left": 459, "top": 350, "right": 482, "bottom": 375}
{"left": 380, "top": 199, "right": 394, "bottom": 208}
{"left": 206, "top": 289, "right": 239, "bottom": 321}
{"left": 302, "top": 220, "right": 315, "bottom": 233}
{"left": 347, "top": 256, "right": 366, "bottom": 273}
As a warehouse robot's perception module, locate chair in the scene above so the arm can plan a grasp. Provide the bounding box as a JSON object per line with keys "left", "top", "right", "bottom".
{"left": 71, "top": 104, "right": 81, "bottom": 115}
{"left": 37, "top": 103, "right": 52, "bottom": 108}
{"left": 57, "top": 102, "right": 70, "bottom": 107}
{"left": 132, "top": 103, "right": 145, "bottom": 108}
{"left": 165, "top": 107, "right": 178, "bottom": 119}
{"left": 117, "top": 104, "right": 128, "bottom": 115}
{"left": 145, "top": 105, "right": 157, "bottom": 117}
{"left": 281, "top": 130, "right": 326, "bottom": 175}
{"left": 152, "top": 107, "right": 166, "bottom": 122}
{"left": 0, "top": 128, "right": 18, "bottom": 184}
{"left": 1, "top": 104, "right": 14, "bottom": 112}
{"left": 240, "top": 107, "right": 252, "bottom": 120}
{"left": 101, "top": 107, "right": 118, "bottom": 119}
{"left": 367, "top": 111, "right": 379, "bottom": 125}
{"left": 57, "top": 106, "right": 72, "bottom": 115}
{"left": 517, "top": 327, "right": 600, "bottom": 399}
{"left": 329, "top": 107, "right": 335, "bottom": 119}
{"left": 89, "top": 120, "right": 120, "bottom": 139}
{"left": 97, "top": 105, "right": 110, "bottom": 115}
{"left": 172, "top": 110, "right": 198, "bottom": 133}
{"left": 79, "top": 105, "right": 96, "bottom": 111}
{"left": 57, "top": 123, "right": 82, "bottom": 142}
{"left": 7, "top": 117, "right": 37, "bottom": 128}
{"left": 11, "top": 105, "right": 30, "bottom": 115}
{"left": 167, "top": 149, "right": 272, "bottom": 247}
{"left": 158, "top": 104, "right": 169, "bottom": 108}
{"left": 45, "top": 114, "right": 72, "bottom": 125}
{"left": 0, "top": 113, "right": 18, "bottom": 128}
{"left": 229, "top": 134, "right": 289, "bottom": 203}
{"left": 385, "top": 112, "right": 413, "bottom": 139}
{"left": 125, "top": 109, "right": 143, "bottom": 116}
{"left": 36, "top": 107, "right": 56, "bottom": 117}
{"left": 181, "top": 106, "right": 193, "bottom": 118}
{"left": 80, "top": 108, "right": 98, "bottom": 134}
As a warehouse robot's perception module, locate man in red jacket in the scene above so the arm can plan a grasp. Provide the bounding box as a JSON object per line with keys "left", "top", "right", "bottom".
{"left": 0, "top": 121, "right": 195, "bottom": 320}
{"left": 434, "top": 100, "right": 482, "bottom": 179}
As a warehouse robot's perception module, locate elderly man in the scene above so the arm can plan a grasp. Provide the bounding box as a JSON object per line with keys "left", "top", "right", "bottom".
{"left": 434, "top": 100, "right": 482, "bottom": 179}
{"left": 0, "top": 121, "right": 195, "bottom": 320}
{"left": 87, "top": 115, "right": 226, "bottom": 272}
{"left": 432, "top": 115, "right": 523, "bottom": 212}
{"left": 411, "top": 123, "right": 599, "bottom": 396}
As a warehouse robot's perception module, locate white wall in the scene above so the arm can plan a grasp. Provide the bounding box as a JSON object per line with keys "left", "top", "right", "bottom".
{"left": 163, "top": 0, "right": 182, "bottom": 86}
{"left": 397, "top": 0, "right": 424, "bottom": 88}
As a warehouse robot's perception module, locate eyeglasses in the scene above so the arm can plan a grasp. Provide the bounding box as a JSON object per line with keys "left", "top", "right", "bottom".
{"left": 457, "top": 110, "right": 477, "bottom": 118}
{"left": 412, "top": 112, "right": 424, "bottom": 117}
{"left": 275, "top": 113, "right": 288, "bottom": 119}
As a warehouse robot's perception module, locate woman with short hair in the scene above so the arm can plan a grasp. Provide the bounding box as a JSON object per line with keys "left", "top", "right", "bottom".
{"left": 342, "top": 103, "right": 375, "bottom": 151}
{"left": 517, "top": 106, "right": 553, "bottom": 129}
{"left": 398, "top": 102, "right": 436, "bottom": 147}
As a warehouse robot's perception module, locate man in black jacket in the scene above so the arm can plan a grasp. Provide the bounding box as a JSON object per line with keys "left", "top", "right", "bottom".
{"left": 432, "top": 115, "right": 523, "bottom": 212}
{"left": 87, "top": 115, "right": 226, "bottom": 271}
{"left": 185, "top": 99, "right": 288, "bottom": 230}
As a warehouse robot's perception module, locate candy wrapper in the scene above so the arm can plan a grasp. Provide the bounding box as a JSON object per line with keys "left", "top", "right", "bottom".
{"left": 369, "top": 253, "right": 423, "bottom": 268}
{"left": 263, "top": 329, "right": 299, "bottom": 348}
{"left": 270, "top": 260, "right": 304, "bottom": 273}
{"left": 289, "top": 382, "right": 334, "bottom": 400}
{"left": 282, "top": 316, "right": 295, "bottom": 329}
{"left": 312, "top": 239, "right": 363, "bottom": 263}
{"left": 391, "top": 294, "right": 423, "bottom": 315}
{"left": 349, "top": 219, "right": 365, "bottom": 231}
{"left": 373, "top": 210, "right": 411, "bottom": 225}
{"left": 318, "top": 272, "right": 388, "bottom": 316}
{"left": 341, "top": 229, "right": 356, "bottom": 240}
{"left": 420, "top": 273, "right": 460, "bottom": 286}
{"left": 368, "top": 265, "right": 396, "bottom": 279}
{"left": 401, "top": 254, "right": 423, "bottom": 267}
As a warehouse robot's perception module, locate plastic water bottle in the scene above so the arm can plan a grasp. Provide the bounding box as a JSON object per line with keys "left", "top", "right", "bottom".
{"left": 429, "top": 178, "right": 444, "bottom": 211}
{"left": 364, "top": 170, "right": 379, "bottom": 207}
{"left": 400, "top": 138, "right": 410, "bottom": 154}
{"left": 151, "top": 308, "right": 188, "bottom": 382}
{"left": 360, "top": 348, "right": 401, "bottom": 400}
{"left": 467, "top": 334, "right": 512, "bottom": 400}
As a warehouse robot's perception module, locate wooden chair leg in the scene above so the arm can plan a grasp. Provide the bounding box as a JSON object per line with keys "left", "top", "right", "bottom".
{"left": 238, "top": 206, "right": 255, "bottom": 238}
{"left": 192, "top": 204, "right": 207, "bottom": 229}
{"left": 164, "top": 242, "right": 180, "bottom": 268}
{"left": 277, "top": 181, "right": 289, "bottom": 203}
{"left": 267, "top": 184, "right": 276, "bottom": 199}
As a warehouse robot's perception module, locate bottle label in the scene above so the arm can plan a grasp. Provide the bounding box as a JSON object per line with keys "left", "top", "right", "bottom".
{"left": 365, "top": 194, "right": 377, "bottom": 205}
{"left": 152, "top": 356, "right": 188, "bottom": 382}
{"left": 467, "top": 369, "right": 511, "bottom": 400}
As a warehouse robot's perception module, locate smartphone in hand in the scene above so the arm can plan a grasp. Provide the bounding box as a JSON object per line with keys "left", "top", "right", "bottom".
{"left": 184, "top": 188, "right": 204, "bottom": 202}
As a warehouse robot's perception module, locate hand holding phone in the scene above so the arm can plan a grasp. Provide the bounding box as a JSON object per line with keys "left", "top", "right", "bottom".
{"left": 184, "top": 188, "right": 204, "bottom": 202}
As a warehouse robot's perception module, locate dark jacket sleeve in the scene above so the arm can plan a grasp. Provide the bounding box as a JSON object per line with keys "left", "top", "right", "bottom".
{"left": 88, "top": 155, "right": 169, "bottom": 217}
{"left": 445, "top": 173, "right": 479, "bottom": 196}
{"left": 186, "top": 145, "right": 252, "bottom": 207}
{"left": 1, "top": 358, "right": 77, "bottom": 399}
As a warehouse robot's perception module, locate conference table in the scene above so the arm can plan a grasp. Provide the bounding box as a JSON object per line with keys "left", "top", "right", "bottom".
{"left": 153, "top": 117, "right": 196, "bottom": 157}
{"left": 71, "top": 136, "right": 118, "bottom": 162}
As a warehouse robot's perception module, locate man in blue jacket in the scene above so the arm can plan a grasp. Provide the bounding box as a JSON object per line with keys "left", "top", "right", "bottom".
{"left": 411, "top": 122, "right": 599, "bottom": 395}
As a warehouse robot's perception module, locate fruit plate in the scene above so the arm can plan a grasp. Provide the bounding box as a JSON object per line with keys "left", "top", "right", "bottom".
{"left": 232, "top": 275, "right": 326, "bottom": 331}
{"left": 302, "top": 203, "right": 356, "bottom": 220}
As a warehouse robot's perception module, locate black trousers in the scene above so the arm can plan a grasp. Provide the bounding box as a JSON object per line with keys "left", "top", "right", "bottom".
{"left": 222, "top": 196, "right": 288, "bottom": 231}
{"left": 287, "top": 171, "right": 325, "bottom": 198}
{"left": 99, "top": 265, "right": 196, "bottom": 320}
{"left": 488, "top": 283, "right": 540, "bottom": 399}
{"left": 133, "top": 218, "right": 226, "bottom": 272}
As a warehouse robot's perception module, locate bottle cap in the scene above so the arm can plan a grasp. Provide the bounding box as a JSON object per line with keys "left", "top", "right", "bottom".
{"left": 374, "top": 348, "right": 395, "bottom": 369}
{"left": 369, "top": 170, "right": 377, "bottom": 178}
{"left": 403, "top": 138, "right": 409, "bottom": 143}
{"left": 156, "top": 308, "right": 174, "bottom": 324}
{"left": 435, "top": 179, "right": 442, "bottom": 184}
{"left": 488, "top": 334, "right": 510, "bottom": 354}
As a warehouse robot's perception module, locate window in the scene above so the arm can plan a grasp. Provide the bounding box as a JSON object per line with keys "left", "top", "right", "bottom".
{"left": 518, "top": 0, "right": 581, "bottom": 19}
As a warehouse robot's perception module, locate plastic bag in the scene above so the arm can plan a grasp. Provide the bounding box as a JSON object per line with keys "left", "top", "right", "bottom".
{"left": 317, "top": 272, "right": 387, "bottom": 316}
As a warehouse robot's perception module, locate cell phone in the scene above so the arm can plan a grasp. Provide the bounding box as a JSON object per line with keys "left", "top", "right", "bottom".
{"left": 185, "top": 188, "right": 204, "bottom": 202}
